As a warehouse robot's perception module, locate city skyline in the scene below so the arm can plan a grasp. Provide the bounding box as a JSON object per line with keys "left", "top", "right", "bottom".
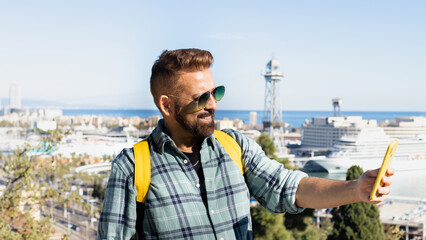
{"left": 1, "top": 1, "right": 425, "bottom": 111}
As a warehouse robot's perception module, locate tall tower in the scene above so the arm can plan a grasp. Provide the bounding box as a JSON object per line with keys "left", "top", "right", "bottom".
{"left": 263, "top": 59, "right": 284, "bottom": 134}
{"left": 9, "top": 83, "right": 22, "bottom": 109}
{"left": 332, "top": 98, "right": 342, "bottom": 117}
{"left": 263, "top": 59, "right": 286, "bottom": 155}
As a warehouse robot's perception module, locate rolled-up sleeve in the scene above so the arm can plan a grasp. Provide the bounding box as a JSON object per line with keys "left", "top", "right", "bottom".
{"left": 224, "top": 129, "right": 308, "bottom": 214}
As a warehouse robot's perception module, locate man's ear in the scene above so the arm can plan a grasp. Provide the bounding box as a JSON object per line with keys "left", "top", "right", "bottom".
{"left": 158, "top": 95, "right": 173, "bottom": 117}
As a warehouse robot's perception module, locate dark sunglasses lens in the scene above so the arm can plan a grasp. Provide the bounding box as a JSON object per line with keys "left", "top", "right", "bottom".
{"left": 213, "top": 86, "right": 225, "bottom": 101}
{"left": 197, "top": 91, "right": 211, "bottom": 109}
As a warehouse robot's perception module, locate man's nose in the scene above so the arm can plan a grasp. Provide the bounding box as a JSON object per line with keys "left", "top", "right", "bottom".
{"left": 204, "top": 93, "right": 217, "bottom": 110}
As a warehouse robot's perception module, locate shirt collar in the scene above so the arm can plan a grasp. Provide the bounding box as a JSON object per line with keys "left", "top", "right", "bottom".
{"left": 150, "top": 119, "right": 216, "bottom": 154}
{"left": 150, "top": 119, "right": 172, "bottom": 154}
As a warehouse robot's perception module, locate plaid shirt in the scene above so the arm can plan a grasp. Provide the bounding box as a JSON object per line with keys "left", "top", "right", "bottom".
{"left": 97, "top": 120, "right": 307, "bottom": 240}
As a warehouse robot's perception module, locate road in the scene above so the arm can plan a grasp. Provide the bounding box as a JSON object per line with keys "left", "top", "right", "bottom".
{"left": 44, "top": 202, "right": 98, "bottom": 239}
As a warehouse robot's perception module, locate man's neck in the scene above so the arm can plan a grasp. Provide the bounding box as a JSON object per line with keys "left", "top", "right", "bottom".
{"left": 164, "top": 122, "right": 202, "bottom": 153}
{"left": 170, "top": 136, "right": 201, "bottom": 153}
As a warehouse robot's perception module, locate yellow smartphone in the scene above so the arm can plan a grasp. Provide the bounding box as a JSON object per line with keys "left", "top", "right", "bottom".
{"left": 370, "top": 139, "right": 399, "bottom": 200}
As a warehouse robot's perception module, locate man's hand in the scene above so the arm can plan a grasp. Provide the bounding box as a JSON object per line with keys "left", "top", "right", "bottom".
{"left": 356, "top": 167, "right": 395, "bottom": 204}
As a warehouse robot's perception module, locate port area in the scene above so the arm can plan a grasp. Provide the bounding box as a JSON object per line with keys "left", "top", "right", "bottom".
{"left": 379, "top": 196, "right": 426, "bottom": 239}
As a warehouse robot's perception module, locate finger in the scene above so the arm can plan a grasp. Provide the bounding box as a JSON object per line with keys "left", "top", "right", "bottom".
{"left": 381, "top": 175, "right": 392, "bottom": 187}
{"left": 386, "top": 167, "right": 395, "bottom": 177}
{"left": 377, "top": 186, "right": 391, "bottom": 196}
{"left": 370, "top": 194, "right": 387, "bottom": 204}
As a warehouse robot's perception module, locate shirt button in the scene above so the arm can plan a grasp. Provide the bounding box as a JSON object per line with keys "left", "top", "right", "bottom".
{"left": 184, "top": 160, "right": 188, "bottom": 164}
{"left": 210, "top": 209, "right": 215, "bottom": 214}
{"left": 196, "top": 183, "right": 200, "bottom": 188}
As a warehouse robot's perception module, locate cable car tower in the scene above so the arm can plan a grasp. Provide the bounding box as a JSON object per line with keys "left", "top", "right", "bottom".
{"left": 332, "top": 98, "right": 342, "bottom": 117}
{"left": 263, "top": 59, "right": 286, "bottom": 154}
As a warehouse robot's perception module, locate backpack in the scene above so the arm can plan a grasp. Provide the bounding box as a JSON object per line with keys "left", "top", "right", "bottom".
{"left": 133, "top": 130, "right": 244, "bottom": 203}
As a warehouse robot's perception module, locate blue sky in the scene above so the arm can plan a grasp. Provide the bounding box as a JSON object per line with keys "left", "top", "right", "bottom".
{"left": 0, "top": 1, "right": 425, "bottom": 111}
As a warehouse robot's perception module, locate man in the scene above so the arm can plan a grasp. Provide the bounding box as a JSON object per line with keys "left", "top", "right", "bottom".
{"left": 97, "top": 48, "right": 393, "bottom": 239}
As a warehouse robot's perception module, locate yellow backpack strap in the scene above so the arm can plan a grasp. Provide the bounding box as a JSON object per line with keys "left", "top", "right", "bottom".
{"left": 214, "top": 130, "right": 244, "bottom": 174}
{"left": 133, "top": 140, "right": 151, "bottom": 203}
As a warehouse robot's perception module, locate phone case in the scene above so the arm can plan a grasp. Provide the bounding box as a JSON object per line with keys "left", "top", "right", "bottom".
{"left": 370, "top": 139, "right": 399, "bottom": 200}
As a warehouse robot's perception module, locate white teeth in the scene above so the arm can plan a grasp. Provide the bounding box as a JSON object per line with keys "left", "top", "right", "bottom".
{"left": 200, "top": 116, "right": 211, "bottom": 121}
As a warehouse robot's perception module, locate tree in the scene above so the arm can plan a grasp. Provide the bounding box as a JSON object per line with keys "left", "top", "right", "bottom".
{"left": 0, "top": 129, "right": 80, "bottom": 239}
{"left": 0, "top": 144, "right": 53, "bottom": 239}
{"left": 92, "top": 179, "right": 106, "bottom": 201}
{"left": 251, "top": 206, "right": 293, "bottom": 240}
{"left": 318, "top": 216, "right": 333, "bottom": 240}
{"left": 257, "top": 134, "right": 298, "bottom": 170}
{"left": 256, "top": 133, "right": 276, "bottom": 157}
{"left": 284, "top": 208, "right": 321, "bottom": 240}
{"left": 328, "top": 165, "right": 386, "bottom": 240}
{"left": 384, "top": 224, "right": 405, "bottom": 240}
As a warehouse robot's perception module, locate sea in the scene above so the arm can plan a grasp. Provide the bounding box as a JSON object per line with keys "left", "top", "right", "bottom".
{"left": 63, "top": 109, "right": 426, "bottom": 199}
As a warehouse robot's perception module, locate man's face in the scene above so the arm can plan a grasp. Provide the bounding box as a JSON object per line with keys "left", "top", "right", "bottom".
{"left": 172, "top": 68, "right": 217, "bottom": 138}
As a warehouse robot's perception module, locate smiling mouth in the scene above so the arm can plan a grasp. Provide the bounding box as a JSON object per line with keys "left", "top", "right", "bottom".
{"left": 200, "top": 116, "right": 212, "bottom": 122}
{"left": 198, "top": 113, "right": 214, "bottom": 121}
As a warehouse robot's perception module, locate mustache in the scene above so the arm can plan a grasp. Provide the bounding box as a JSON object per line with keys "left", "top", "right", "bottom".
{"left": 198, "top": 110, "right": 215, "bottom": 118}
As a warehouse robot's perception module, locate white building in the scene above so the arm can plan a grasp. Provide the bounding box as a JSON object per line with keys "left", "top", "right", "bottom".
{"left": 240, "top": 129, "right": 261, "bottom": 140}
{"left": 42, "top": 108, "right": 63, "bottom": 119}
{"left": 93, "top": 116, "right": 103, "bottom": 127}
{"left": 215, "top": 118, "right": 235, "bottom": 130}
{"left": 296, "top": 116, "right": 378, "bottom": 156}
{"left": 381, "top": 117, "right": 426, "bottom": 139}
{"left": 9, "top": 83, "right": 22, "bottom": 109}
{"left": 249, "top": 112, "right": 257, "bottom": 127}
{"left": 34, "top": 120, "right": 57, "bottom": 131}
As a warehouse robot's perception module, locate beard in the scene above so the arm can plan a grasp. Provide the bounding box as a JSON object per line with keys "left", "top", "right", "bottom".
{"left": 174, "top": 102, "right": 215, "bottom": 138}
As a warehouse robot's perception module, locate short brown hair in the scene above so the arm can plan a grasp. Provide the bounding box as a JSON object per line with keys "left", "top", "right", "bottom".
{"left": 150, "top": 48, "right": 213, "bottom": 108}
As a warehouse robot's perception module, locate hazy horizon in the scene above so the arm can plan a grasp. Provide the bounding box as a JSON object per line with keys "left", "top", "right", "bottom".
{"left": 3, "top": 97, "right": 426, "bottom": 112}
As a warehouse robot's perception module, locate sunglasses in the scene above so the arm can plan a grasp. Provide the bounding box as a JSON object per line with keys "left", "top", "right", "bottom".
{"left": 169, "top": 85, "right": 225, "bottom": 111}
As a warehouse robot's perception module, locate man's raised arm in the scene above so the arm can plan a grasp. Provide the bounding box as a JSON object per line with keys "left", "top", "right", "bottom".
{"left": 295, "top": 168, "right": 394, "bottom": 209}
